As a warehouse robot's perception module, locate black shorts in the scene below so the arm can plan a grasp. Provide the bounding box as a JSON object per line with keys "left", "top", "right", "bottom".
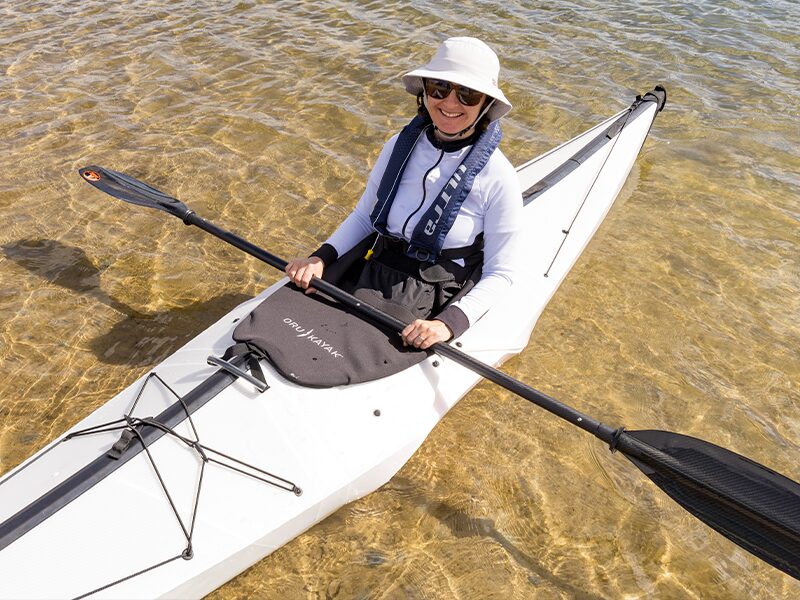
{"left": 345, "top": 236, "right": 481, "bottom": 323}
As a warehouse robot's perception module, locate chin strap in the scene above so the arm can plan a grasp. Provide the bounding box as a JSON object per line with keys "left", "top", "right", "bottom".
{"left": 423, "top": 92, "right": 496, "bottom": 141}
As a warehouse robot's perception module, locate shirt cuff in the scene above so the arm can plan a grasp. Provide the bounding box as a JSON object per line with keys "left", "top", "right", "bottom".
{"left": 435, "top": 305, "right": 470, "bottom": 339}
{"left": 310, "top": 243, "right": 338, "bottom": 266}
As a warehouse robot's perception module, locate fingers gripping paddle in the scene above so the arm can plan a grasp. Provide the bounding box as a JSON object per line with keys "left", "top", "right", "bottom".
{"left": 79, "top": 165, "right": 800, "bottom": 580}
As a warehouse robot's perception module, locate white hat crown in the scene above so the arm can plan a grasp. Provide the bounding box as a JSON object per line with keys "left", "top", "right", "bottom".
{"left": 402, "top": 37, "right": 512, "bottom": 121}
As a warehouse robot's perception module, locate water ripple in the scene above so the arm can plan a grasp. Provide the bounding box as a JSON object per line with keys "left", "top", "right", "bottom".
{"left": 1, "top": 1, "right": 798, "bottom": 598}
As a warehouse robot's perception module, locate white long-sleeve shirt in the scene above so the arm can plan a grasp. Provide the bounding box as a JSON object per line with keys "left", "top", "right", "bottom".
{"left": 326, "top": 129, "right": 523, "bottom": 328}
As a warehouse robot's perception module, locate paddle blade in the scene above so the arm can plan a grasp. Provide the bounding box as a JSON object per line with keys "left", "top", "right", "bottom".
{"left": 79, "top": 165, "right": 191, "bottom": 220}
{"left": 618, "top": 429, "right": 800, "bottom": 580}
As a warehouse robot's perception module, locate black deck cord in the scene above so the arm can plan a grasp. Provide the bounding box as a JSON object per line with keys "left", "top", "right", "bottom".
{"left": 59, "top": 369, "right": 301, "bottom": 599}
{"left": 0, "top": 417, "right": 133, "bottom": 489}
{"left": 543, "top": 104, "right": 636, "bottom": 278}
{"left": 72, "top": 554, "right": 185, "bottom": 600}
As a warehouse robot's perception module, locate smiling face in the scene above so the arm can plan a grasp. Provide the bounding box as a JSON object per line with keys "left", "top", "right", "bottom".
{"left": 425, "top": 81, "right": 487, "bottom": 140}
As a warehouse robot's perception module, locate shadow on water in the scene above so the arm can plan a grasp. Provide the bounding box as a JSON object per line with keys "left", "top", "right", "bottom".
{"left": 2, "top": 238, "right": 250, "bottom": 367}
{"left": 386, "top": 477, "right": 604, "bottom": 600}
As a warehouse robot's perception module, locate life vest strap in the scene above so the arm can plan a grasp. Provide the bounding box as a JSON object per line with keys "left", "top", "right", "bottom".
{"left": 373, "top": 234, "right": 483, "bottom": 283}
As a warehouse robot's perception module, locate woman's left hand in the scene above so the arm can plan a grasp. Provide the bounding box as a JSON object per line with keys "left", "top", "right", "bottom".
{"left": 401, "top": 319, "right": 453, "bottom": 350}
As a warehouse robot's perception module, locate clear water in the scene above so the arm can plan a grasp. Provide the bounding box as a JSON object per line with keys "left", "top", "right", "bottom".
{"left": 1, "top": 1, "right": 798, "bottom": 598}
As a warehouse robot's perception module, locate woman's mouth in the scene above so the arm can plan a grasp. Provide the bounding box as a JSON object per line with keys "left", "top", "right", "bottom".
{"left": 439, "top": 108, "right": 463, "bottom": 119}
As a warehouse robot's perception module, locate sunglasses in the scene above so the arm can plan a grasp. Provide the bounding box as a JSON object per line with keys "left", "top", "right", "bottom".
{"left": 423, "top": 78, "right": 485, "bottom": 106}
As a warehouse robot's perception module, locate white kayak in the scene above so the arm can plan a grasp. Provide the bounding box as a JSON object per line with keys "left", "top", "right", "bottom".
{"left": 0, "top": 88, "right": 666, "bottom": 599}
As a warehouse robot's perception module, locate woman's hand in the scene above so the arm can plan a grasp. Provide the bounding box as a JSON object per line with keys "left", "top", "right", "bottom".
{"left": 285, "top": 256, "right": 325, "bottom": 294}
{"left": 401, "top": 319, "right": 453, "bottom": 350}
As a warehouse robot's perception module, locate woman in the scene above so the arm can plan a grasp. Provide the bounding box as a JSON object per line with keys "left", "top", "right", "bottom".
{"left": 286, "top": 37, "right": 522, "bottom": 351}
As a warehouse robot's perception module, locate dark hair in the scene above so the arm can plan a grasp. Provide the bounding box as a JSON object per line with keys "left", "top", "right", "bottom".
{"left": 415, "top": 92, "right": 492, "bottom": 133}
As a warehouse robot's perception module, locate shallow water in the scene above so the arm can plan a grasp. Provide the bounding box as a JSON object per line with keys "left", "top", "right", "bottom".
{"left": 1, "top": 1, "right": 798, "bottom": 598}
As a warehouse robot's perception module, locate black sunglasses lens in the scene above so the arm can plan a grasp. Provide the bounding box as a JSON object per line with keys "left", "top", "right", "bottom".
{"left": 425, "top": 79, "right": 451, "bottom": 99}
{"left": 457, "top": 88, "right": 483, "bottom": 106}
{"left": 424, "top": 79, "right": 483, "bottom": 106}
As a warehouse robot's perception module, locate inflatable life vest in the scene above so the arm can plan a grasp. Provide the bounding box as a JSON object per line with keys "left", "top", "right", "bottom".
{"left": 369, "top": 114, "right": 502, "bottom": 263}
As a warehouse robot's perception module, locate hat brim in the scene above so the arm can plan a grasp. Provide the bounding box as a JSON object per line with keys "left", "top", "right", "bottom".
{"left": 402, "top": 69, "right": 512, "bottom": 122}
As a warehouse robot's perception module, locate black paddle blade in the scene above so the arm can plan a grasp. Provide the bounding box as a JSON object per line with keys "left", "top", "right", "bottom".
{"left": 78, "top": 165, "right": 192, "bottom": 220}
{"left": 617, "top": 429, "right": 800, "bottom": 580}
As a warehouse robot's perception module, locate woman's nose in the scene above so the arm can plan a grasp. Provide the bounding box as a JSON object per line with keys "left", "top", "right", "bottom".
{"left": 441, "top": 88, "right": 461, "bottom": 106}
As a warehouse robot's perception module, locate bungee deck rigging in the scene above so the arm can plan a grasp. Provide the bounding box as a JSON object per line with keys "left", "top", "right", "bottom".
{"left": 0, "top": 351, "right": 301, "bottom": 551}
{"left": 1, "top": 357, "right": 300, "bottom": 599}
{"left": 69, "top": 369, "right": 299, "bottom": 600}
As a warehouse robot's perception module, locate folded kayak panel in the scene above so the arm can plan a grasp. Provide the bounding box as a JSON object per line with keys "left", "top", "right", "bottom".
{"left": 0, "top": 91, "right": 663, "bottom": 599}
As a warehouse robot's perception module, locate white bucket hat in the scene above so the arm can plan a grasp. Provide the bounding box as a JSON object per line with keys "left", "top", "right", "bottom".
{"left": 402, "top": 37, "right": 512, "bottom": 122}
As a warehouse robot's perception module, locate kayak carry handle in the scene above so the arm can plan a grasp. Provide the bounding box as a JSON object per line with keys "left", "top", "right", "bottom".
{"left": 207, "top": 355, "right": 269, "bottom": 393}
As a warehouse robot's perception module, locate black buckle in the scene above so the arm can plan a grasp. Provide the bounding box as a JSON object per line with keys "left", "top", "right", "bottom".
{"left": 414, "top": 248, "right": 432, "bottom": 262}
{"left": 107, "top": 429, "right": 137, "bottom": 460}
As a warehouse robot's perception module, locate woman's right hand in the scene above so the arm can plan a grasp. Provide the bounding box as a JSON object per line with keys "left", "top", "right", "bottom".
{"left": 285, "top": 256, "right": 325, "bottom": 294}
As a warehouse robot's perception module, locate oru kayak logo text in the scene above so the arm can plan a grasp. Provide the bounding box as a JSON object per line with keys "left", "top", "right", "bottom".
{"left": 282, "top": 318, "right": 344, "bottom": 359}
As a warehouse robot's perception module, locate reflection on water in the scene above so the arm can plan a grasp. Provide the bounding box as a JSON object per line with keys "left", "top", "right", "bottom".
{"left": 1, "top": 1, "right": 798, "bottom": 598}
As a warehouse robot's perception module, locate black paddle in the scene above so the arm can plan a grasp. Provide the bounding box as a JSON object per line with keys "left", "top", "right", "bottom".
{"left": 79, "top": 165, "right": 800, "bottom": 580}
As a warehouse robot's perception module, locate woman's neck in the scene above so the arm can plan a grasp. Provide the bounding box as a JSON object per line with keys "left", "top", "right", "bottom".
{"left": 427, "top": 126, "right": 479, "bottom": 152}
